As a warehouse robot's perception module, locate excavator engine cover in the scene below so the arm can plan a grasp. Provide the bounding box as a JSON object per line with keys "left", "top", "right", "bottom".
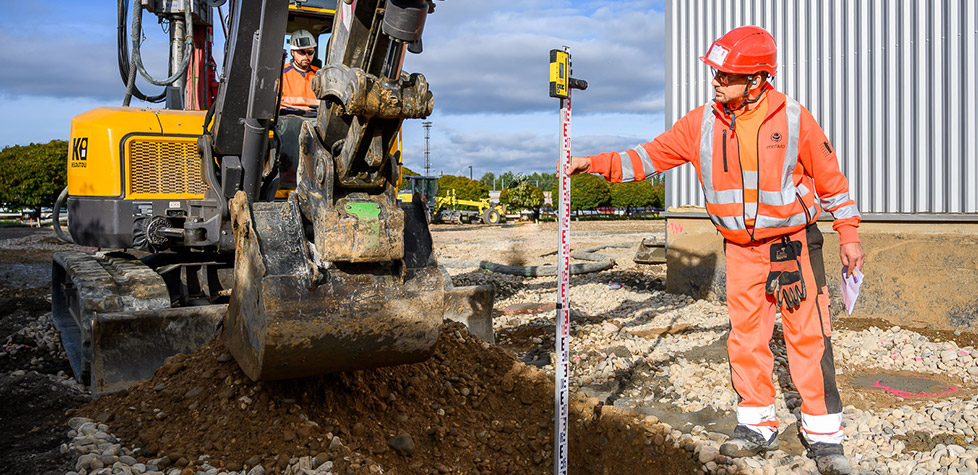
{"left": 223, "top": 192, "right": 445, "bottom": 381}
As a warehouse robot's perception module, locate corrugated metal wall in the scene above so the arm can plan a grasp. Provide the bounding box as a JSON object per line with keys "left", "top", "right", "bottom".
{"left": 665, "top": 0, "right": 978, "bottom": 215}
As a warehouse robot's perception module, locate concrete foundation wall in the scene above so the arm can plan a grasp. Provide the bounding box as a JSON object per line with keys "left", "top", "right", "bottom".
{"left": 665, "top": 211, "right": 978, "bottom": 333}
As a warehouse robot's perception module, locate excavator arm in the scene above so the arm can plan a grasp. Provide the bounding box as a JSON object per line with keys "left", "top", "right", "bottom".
{"left": 219, "top": 0, "right": 494, "bottom": 381}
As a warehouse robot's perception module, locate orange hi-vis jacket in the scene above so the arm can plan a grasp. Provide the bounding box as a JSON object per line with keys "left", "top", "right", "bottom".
{"left": 587, "top": 89, "right": 861, "bottom": 245}
{"left": 281, "top": 63, "right": 319, "bottom": 110}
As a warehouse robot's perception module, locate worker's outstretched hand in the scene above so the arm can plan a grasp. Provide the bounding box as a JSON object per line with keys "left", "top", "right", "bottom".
{"left": 840, "top": 242, "right": 865, "bottom": 278}
{"left": 563, "top": 156, "right": 591, "bottom": 176}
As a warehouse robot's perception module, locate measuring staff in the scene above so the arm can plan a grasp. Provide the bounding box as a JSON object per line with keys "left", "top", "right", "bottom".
{"left": 549, "top": 46, "right": 587, "bottom": 475}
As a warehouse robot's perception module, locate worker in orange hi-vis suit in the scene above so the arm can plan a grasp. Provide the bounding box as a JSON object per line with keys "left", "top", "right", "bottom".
{"left": 280, "top": 29, "right": 320, "bottom": 114}
{"left": 566, "top": 26, "right": 864, "bottom": 475}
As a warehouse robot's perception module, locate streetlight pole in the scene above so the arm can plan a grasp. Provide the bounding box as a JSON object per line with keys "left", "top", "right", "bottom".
{"left": 422, "top": 121, "right": 432, "bottom": 176}
{"left": 469, "top": 165, "right": 473, "bottom": 180}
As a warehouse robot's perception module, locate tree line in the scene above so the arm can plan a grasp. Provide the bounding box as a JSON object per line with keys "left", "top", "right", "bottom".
{"left": 0, "top": 140, "right": 68, "bottom": 217}
{"left": 403, "top": 167, "right": 664, "bottom": 216}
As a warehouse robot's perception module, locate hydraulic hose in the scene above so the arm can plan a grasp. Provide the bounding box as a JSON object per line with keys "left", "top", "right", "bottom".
{"left": 52, "top": 187, "right": 74, "bottom": 244}
{"left": 118, "top": 0, "right": 165, "bottom": 104}
{"left": 130, "top": 0, "right": 195, "bottom": 87}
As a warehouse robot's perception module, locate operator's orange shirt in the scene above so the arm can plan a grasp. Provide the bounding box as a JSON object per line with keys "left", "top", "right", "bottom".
{"left": 281, "top": 63, "right": 319, "bottom": 110}
{"left": 730, "top": 94, "right": 769, "bottom": 228}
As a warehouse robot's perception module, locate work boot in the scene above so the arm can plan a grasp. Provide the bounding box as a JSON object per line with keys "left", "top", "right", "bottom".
{"left": 808, "top": 442, "right": 852, "bottom": 475}
{"left": 719, "top": 424, "right": 777, "bottom": 457}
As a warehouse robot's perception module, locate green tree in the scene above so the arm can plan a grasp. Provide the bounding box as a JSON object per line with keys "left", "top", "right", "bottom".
{"left": 437, "top": 175, "right": 489, "bottom": 201}
{"left": 401, "top": 166, "right": 419, "bottom": 176}
{"left": 610, "top": 180, "right": 657, "bottom": 214}
{"left": 551, "top": 174, "right": 610, "bottom": 212}
{"left": 0, "top": 140, "right": 68, "bottom": 216}
{"left": 498, "top": 171, "right": 517, "bottom": 188}
{"left": 507, "top": 182, "right": 544, "bottom": 212}
{"left": 479, "top": 171, "right": 496, "bottom": 189}
{"left": 498, "top": 188, "right": 512, "bottom": 208}
{"left": 651, "top": 179, "right": 665, "bottom": 209}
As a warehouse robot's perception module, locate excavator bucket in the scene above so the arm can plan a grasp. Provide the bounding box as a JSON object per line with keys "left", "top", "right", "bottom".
{"left": 223, "top": 192, "right": 454, "bottom": 380}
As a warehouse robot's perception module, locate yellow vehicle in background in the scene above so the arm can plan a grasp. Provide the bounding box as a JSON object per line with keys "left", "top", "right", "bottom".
{"left": 398, "top": 175, "right": 503, "bottom": 225}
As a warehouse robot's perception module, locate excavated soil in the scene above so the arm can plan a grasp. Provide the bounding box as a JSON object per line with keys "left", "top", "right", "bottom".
{"left": 78, "top": 324, "right": 700, "bottom": 474}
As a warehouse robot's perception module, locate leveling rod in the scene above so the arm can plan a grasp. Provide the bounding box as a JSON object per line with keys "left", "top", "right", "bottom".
{"left": 549, "top": 46, "right": 587, "bottom": 475}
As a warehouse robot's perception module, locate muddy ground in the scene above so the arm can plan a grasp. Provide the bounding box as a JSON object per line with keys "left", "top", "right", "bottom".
{"left": 2, "top": 220, "right": 975, "bottom": 474}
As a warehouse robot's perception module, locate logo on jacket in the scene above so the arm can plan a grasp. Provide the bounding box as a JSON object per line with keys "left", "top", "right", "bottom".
{"left": 766, "top": 131, "right": 785, "bottom": 149}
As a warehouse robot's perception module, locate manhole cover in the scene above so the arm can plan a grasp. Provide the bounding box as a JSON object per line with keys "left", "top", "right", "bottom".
{"left": 852, "top": 373, "right": 958, "bottom": 398}
{"left": 501, "top": 302, "right": 555, "bottom": 315}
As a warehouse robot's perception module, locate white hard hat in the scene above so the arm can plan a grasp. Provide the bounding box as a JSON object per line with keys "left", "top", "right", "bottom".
{"left": 290, "top": 29, "right": 317, "bottom": 50}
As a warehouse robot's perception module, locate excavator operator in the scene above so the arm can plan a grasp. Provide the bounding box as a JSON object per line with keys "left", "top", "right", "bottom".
{"left": 566, "top": 26, "right": 865, "bottom": 475}
{"left": 280, "top": 29, "right": 320, "bottom": 115}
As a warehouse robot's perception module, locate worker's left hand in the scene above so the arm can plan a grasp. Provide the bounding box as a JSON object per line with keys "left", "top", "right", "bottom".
{"left": 840, "top": 242, "right": 865, "bottom": 278}
{"left": 562, "top": 156, "right": 590, "bottom": 175}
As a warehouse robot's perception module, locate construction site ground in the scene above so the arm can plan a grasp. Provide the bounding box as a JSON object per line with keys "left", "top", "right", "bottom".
{"left": 2, "top": 221, "right": 977, "bottom": 474}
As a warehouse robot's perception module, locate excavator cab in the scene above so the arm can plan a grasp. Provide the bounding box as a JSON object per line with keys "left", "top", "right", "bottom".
{"left": 53, "top": 0, "right": 494, "bottom": 396}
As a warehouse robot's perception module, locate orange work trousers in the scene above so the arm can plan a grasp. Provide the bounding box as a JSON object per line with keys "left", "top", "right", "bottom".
{"left": 724, "top": 224, "right": 842, "bottom": 435}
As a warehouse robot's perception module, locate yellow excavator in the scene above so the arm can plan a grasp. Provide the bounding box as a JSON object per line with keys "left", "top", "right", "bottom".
{"left": 52, "top": 0, "right": 493, "bottom": 396}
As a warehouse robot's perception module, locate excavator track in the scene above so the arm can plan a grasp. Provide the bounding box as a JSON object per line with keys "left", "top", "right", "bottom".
{"left": 52, "top": 251, "right": 224, "bottom": 395}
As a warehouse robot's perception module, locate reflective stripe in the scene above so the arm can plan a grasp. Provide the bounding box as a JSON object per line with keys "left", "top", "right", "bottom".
{"left": 797, "top": 183, "right": 811, "bottom": 197}
{"left": 754, "top": 204, "right": 817, "bottom": 229}
{"left": 630, "top": 145, "right": 657, "bottom": 178}
{"left": 711, "top": 214, "right": 746, "bottom": 230}
{"left": 699, "top": 104, "right": 719, "bottom": 202}
{"left": 744, "top": 201, "right": 757, "bottom": 217}
{"left": 618, "top": 151, "right": 635, "bottom": 182}
{"left": 713, "top": 189, "right": 743, "bottom": 203}
{"left": 800, "top": 412, "right": 844, "bottom": 444}
{"left": 772, "top": 97, "right": 803, "bottom": 207}
{"left": 737, "top": 404, "right": 777, "bottom": 425}
{"left": 821, "top": 191, "right": 852, "bottom": 211}
{"left": 829, "top": 204, "right": 860, "bottom": 220}
{"left": 742, "top": 170, "right": 758, "bottom": 190}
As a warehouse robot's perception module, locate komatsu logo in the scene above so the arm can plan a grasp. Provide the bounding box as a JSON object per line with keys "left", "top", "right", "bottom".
{"left": 71, "top": 137, "right": 88, "bottom": 168}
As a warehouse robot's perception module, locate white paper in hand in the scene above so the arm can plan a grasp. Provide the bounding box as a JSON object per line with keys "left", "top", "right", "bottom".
{"left": 840, "top": 266, "right": 864, "bottom": 315}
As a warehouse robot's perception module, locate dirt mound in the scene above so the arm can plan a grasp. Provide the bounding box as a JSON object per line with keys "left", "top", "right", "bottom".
{"left": 79, "top": 323, "right": 701, "bottom": 474}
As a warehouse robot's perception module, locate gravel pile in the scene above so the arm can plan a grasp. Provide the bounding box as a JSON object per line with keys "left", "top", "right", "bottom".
{"left": 834, "top": 326, "right": 978, "bottom": 380}
{"left": 444, "top": 256, "right": 978, "bottom": 475}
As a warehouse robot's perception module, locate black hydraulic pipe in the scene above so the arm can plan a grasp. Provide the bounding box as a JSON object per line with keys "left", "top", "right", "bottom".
{"left": 53, "top": 187, "right": 74, "bottom": 244}
{"left": 198, "top": 136, "right": 229, "bottom": 218}
{"left": 240, "top": 118, "right": 268, "bottom": 200}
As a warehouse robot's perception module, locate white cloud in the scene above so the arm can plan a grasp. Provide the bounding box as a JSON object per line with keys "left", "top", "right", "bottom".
{"left": 2, "top": 0, "right": 671, "bottom": 178}
{"left": 405, "top": 0, "right": 667, "bottom": 116}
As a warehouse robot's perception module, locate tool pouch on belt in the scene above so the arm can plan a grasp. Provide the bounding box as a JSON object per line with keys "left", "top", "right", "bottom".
{"left": 765, "top": 237, "right": 807, "bottom": 310}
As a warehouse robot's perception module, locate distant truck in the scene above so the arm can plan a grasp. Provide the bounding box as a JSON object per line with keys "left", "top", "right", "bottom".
{"left": 398, "top": 175, "right": 503, "bottom": 225}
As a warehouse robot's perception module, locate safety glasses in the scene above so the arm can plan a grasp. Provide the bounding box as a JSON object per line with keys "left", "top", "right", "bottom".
{"left": 711, "top": 68, "right": 749, "bottom": 86}
{"left": 295, "top": 49, "right": 315, "bottom": 56}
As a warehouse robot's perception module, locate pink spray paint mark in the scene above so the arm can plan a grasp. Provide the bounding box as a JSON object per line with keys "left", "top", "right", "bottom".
{"left": 872, "top": 379, "right": 958, "bottom": 398}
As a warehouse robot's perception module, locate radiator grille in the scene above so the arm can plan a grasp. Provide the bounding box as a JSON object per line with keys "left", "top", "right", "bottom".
{"left": 128, "top": 138, "right": 206, "bottom": 196}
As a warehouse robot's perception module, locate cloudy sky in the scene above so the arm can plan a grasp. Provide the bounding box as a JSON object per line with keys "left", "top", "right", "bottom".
{"left": 0, "top": 0, "right": 682, "bottom": 180}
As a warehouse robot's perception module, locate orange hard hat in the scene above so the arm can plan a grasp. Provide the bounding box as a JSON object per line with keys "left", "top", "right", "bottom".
{"left": 700, "top": 26, "right": 777, "bottom": 76}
